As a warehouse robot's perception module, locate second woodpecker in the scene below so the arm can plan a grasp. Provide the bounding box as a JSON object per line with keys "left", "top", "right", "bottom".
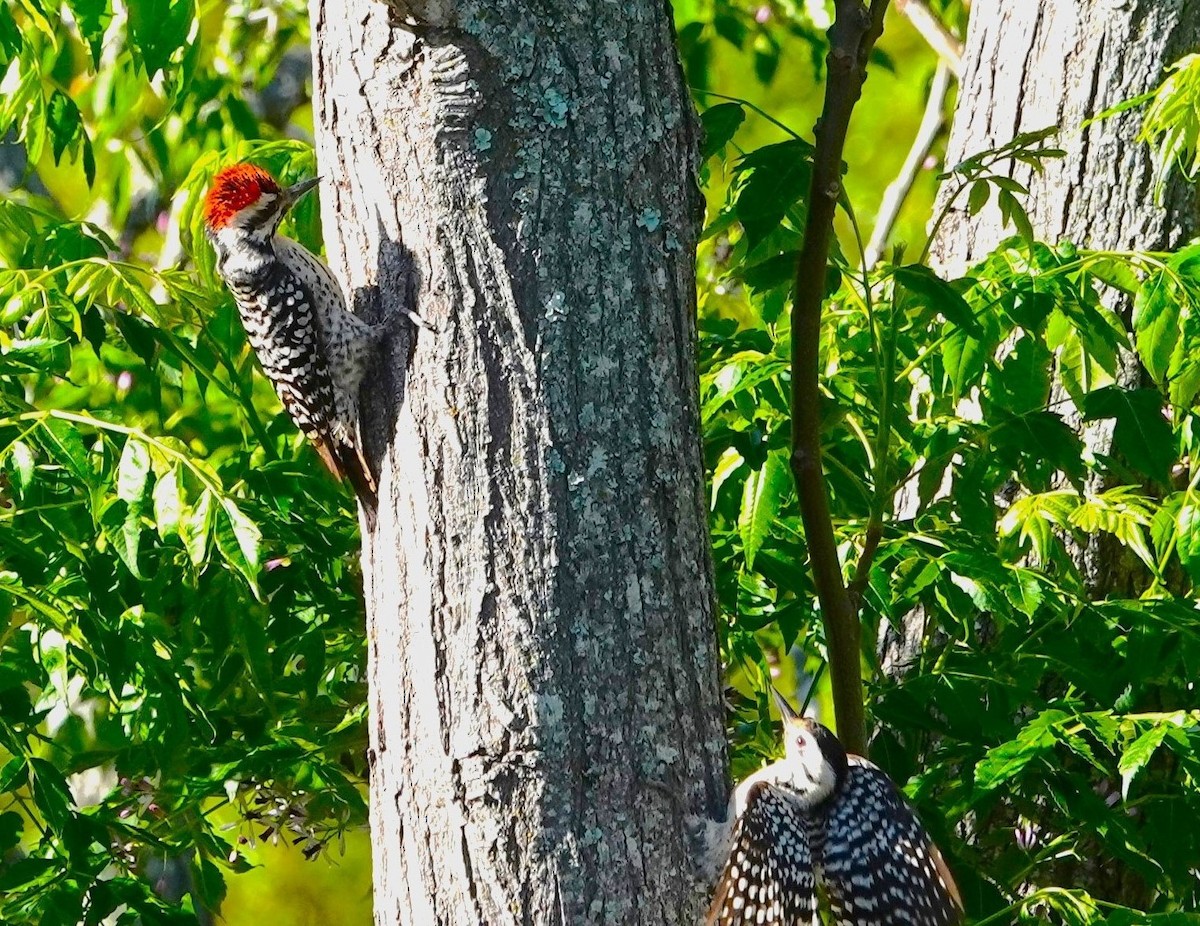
{"left": 203, "top": 163, "right": 382, "bottom": 519}
{"left": 706, "top": 691, "right": 963, "bottom": 926}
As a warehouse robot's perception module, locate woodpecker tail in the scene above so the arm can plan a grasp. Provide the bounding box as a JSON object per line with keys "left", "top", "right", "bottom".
{"left": 313, "top": 437, "right": 378, "bottom": 531}
{"left": 338, "top": 441, "right": 378, "bottom": 532}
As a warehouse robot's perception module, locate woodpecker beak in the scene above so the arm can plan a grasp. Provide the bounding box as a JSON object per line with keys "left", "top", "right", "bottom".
{"left": 771, "top": 687, "right": 802, "bottom": 724}
{"left": 282, "top": 176, "right": 321, "bottom": 211}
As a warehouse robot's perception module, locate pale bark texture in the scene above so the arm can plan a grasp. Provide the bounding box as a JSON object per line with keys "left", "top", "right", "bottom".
{"left": 930, "top": 0, "right": 1200, "bottom": 275}
{"left": 927, "top": 1, "right": 1199, "bottom": 592}
{"left": 888, "top": 0, "right": 1200, "bottom": 906}
{"left": 308, "top": 2, "right": 728, "bottom": 924}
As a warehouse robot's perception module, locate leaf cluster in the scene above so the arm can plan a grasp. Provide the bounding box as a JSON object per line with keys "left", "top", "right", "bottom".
{"left": 0, "top": 3, "right": 368, "bottom": 924}
{"left": 694, "top": 87, "right": 1200, "bottom": 920}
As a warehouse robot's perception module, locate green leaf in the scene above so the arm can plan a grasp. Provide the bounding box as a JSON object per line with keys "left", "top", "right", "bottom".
{"left": 116, "top": 438, "right": 150, "bottom": 507}
{"left": 152, "top": 464, "right": 182, "bottom": 540}
{"left": 738, "top": 450, "right": 789, "bottom": 570}
{"left": 63, "top": 0, "right": 109, "bottom": 67}
{"left": 37, "top": 417, "right": 96, "bottom": 488}
{"left": 1119, "top": 724, "right": 1170, "bottom": 800}
{"left": 1089, "top": 256, "right": 1141, "bottom": 295}
{"left": 215, "top": 498, "right": 261, "bottom": 587}
{"left": 14, "top": 0, "right": 54, "bottom": 39}
{"left": 733, "top": 140, "right": 813, "bottom": 254}
{"left": 0, "top": 857, "right": 56, "bottom": 892}
{"left": 27, "top": 757, "right": 73, "bottom": 830}
{"left": 1178, "top": 502, "right": 1200, "bottom": 586}
{"left": 710, "top": 446, "right": 744, "bottom": 509}
{"left": 1132, "top": 272, "right": 1179, "bottom": 383}
{"left": 701, "top": 102, "right": 745, "bottom": 160}
{"left": 6, "top": 440, "right": 34, "bottom": 495}
{"left": 892, "top": 265, "right": 980, "bottom": 335}
{"left": 99, "top": 499, "right": 144, "bottom": 579}
{"left": 942, "top": 327, "right": 985, "bottom": 400}
{"left": 45, "top": 91, "right": 95, "bottom": 185}
{"left": 126, "top": 0, "right": 194, "bottom": 78}
{"left": 180, "top": 489, "right": 213, "bottom": 566}
{"left": 975, "top": 711, "right": 1068, "bottom": 791}
{"left": 0, "top": 4, "right": 21, "bottom": 67}
{"left": 0, "top": 755, "right": 27, "bottom": 792}
{"left": 967, "top": 179, "right": 990, "bottom": 215}
{"left": 1083, "top": 386, "right": 1175, "bottom": 484}
{"left": 998, "top": 188, "right": 1034, "bottom": 244}
{"left": 0, "top": 810, "right": 21, "bottom": 851}
{"left": 190, "top": 855, "right": 227, "bottom": 910}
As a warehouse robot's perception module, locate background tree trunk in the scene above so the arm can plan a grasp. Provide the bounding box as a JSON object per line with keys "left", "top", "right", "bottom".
{"left": 927, "top": 1, "right": 1200, "bottom": 602}
{"left": 889, "top": 0, "right": 1200, "bottom": 907}
{"left": 308, "top": 2, "right": 728, "bottom": 923}
{"left": 930, "top": 0, "right": 1199, "bottom": 273}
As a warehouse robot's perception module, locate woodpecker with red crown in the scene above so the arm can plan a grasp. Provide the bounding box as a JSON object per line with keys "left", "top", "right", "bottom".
{"left": 203, "top": 163, "right": 382, "bottom": 522}
{"left": 704, "top": 690, "right": 963, "bottom": 926}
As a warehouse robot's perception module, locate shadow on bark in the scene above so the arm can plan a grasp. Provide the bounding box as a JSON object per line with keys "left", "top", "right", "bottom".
{"left": 352, "top": 215, "right": 423, "bottom": 481}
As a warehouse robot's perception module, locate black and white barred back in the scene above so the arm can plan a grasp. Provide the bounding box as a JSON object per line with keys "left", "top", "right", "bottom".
{"left": 814, "top": 758, "right": 961, "bottom": 925}
{"left": 224, "top": 244, "right": 381, "bottom": 513}
{"left": 227, "top": 260, "right": 340, "bottom": 440}
{"left": 708, "top": 782, "right": 815, "bottom": 926}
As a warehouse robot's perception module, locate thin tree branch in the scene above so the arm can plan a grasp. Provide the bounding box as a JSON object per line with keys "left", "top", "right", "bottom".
{"left": 895, "top": 0, "right": 963, "bottom": 76}
{"left": 790, "top": 0, "right": 889, "bottom": 758}
{"left": 865, "top": 60, "right": 953, "bottom": 269}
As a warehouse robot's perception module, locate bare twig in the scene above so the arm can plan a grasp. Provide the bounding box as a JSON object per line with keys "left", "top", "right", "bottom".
{"left": 790, "top": 0, "right": 890, "bottom": 758}
{"left": 895, "top": 0, "right": 963, "bottom": 75}
{"left": 865, "top": 61, "right": 953, "bottom": 270}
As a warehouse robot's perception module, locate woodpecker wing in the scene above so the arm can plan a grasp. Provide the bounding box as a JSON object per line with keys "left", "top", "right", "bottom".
{"left": 706, "top": 781, "right": 816, "bottom": 926}
{"left": 816, "top": 758, "right": 962, "bottom": 926}
{"left": 235, "top": 264, "right": 377, "bottom": 516}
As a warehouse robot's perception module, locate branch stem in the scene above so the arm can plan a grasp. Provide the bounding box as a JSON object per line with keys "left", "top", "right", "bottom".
{"left": 895, "top": 0, "right": 963, "bottom": 75}
{"left": 789, "top": 0, "right": 890, "bottom": 758}
{"left": 864, "top": 61, "right": 953, "bottom": 270}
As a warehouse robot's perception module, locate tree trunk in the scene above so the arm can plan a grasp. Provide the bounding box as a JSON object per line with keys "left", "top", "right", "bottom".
{"left": 896, "top": 0, "right": 1200, "bottom": 906}
{"left": 932, "top": 0, "right": 1199, "bottom": 270}
{"left": 884, "top": 1, "right": 1200, "bottom": 669}
{"left": 308, "top": 3, "right": 728, "bottom": 924}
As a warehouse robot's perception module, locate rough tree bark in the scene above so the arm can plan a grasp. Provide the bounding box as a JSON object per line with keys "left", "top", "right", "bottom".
{"left": 890, "top": 0, "right": 1200, "bottom": 906}
{"left": 884, "top": 1, "right": 1200, "bottom": 666}
{"left": 308, "top": 2, "right": 728, "bottom": 923}
{"left": 930, "top": 0, "right": 1199, "bottom": 274}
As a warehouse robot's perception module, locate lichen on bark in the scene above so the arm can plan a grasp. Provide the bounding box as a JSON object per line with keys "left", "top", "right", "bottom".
{"left": 308, "top": 1, "right": 729, "bottom": 922}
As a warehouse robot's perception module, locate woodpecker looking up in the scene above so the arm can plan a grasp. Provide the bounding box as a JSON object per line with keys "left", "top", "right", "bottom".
{"left": 203, "top": 163, "right": 382, "bottom": 521}
{"left": 706, "top": 691, "right": 963, "bottom": 926}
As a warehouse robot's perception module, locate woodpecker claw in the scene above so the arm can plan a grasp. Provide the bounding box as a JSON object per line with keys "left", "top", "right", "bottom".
{"left": 401, "top": 307, "right": 432, "bottom": 331}
{"left": 686, "top": 812, "right": 733, "bottom": 886}
{"left": 380, "top": 308, "right": 430, "bottom": 339}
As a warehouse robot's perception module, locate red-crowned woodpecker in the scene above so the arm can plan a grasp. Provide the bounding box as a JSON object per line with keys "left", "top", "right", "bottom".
{"left": 203, "top": 163, "right": 382, "bottom": 520}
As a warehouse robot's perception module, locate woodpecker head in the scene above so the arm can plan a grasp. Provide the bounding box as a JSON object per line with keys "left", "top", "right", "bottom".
{"left": 203, "top": 163, "right": 318, "bottom": 244}
{"left": 772, "top": 688, "right": 848, "bottom": 807}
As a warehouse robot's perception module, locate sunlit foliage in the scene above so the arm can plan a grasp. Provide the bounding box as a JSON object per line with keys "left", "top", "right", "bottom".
{"left": 2, "top": 0, "right": 1200, "bottom": 923}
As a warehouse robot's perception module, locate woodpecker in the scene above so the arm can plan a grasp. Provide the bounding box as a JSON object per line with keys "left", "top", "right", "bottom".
{"left": 203, "top": 163, "right": 381, "bottom": 521}
{"left": 706, "top": 691, "right": 963, "bottom": 926}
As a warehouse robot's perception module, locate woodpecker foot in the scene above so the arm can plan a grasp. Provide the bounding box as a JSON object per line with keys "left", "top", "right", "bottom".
{"left": 383, "top": 307, "right": 431, "bottom": 335}
{"left": 402, "top": 307, "right": 431, "bottom": 331}
{"left": 686, "top": 812, "right": 733, "bottom": 886}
